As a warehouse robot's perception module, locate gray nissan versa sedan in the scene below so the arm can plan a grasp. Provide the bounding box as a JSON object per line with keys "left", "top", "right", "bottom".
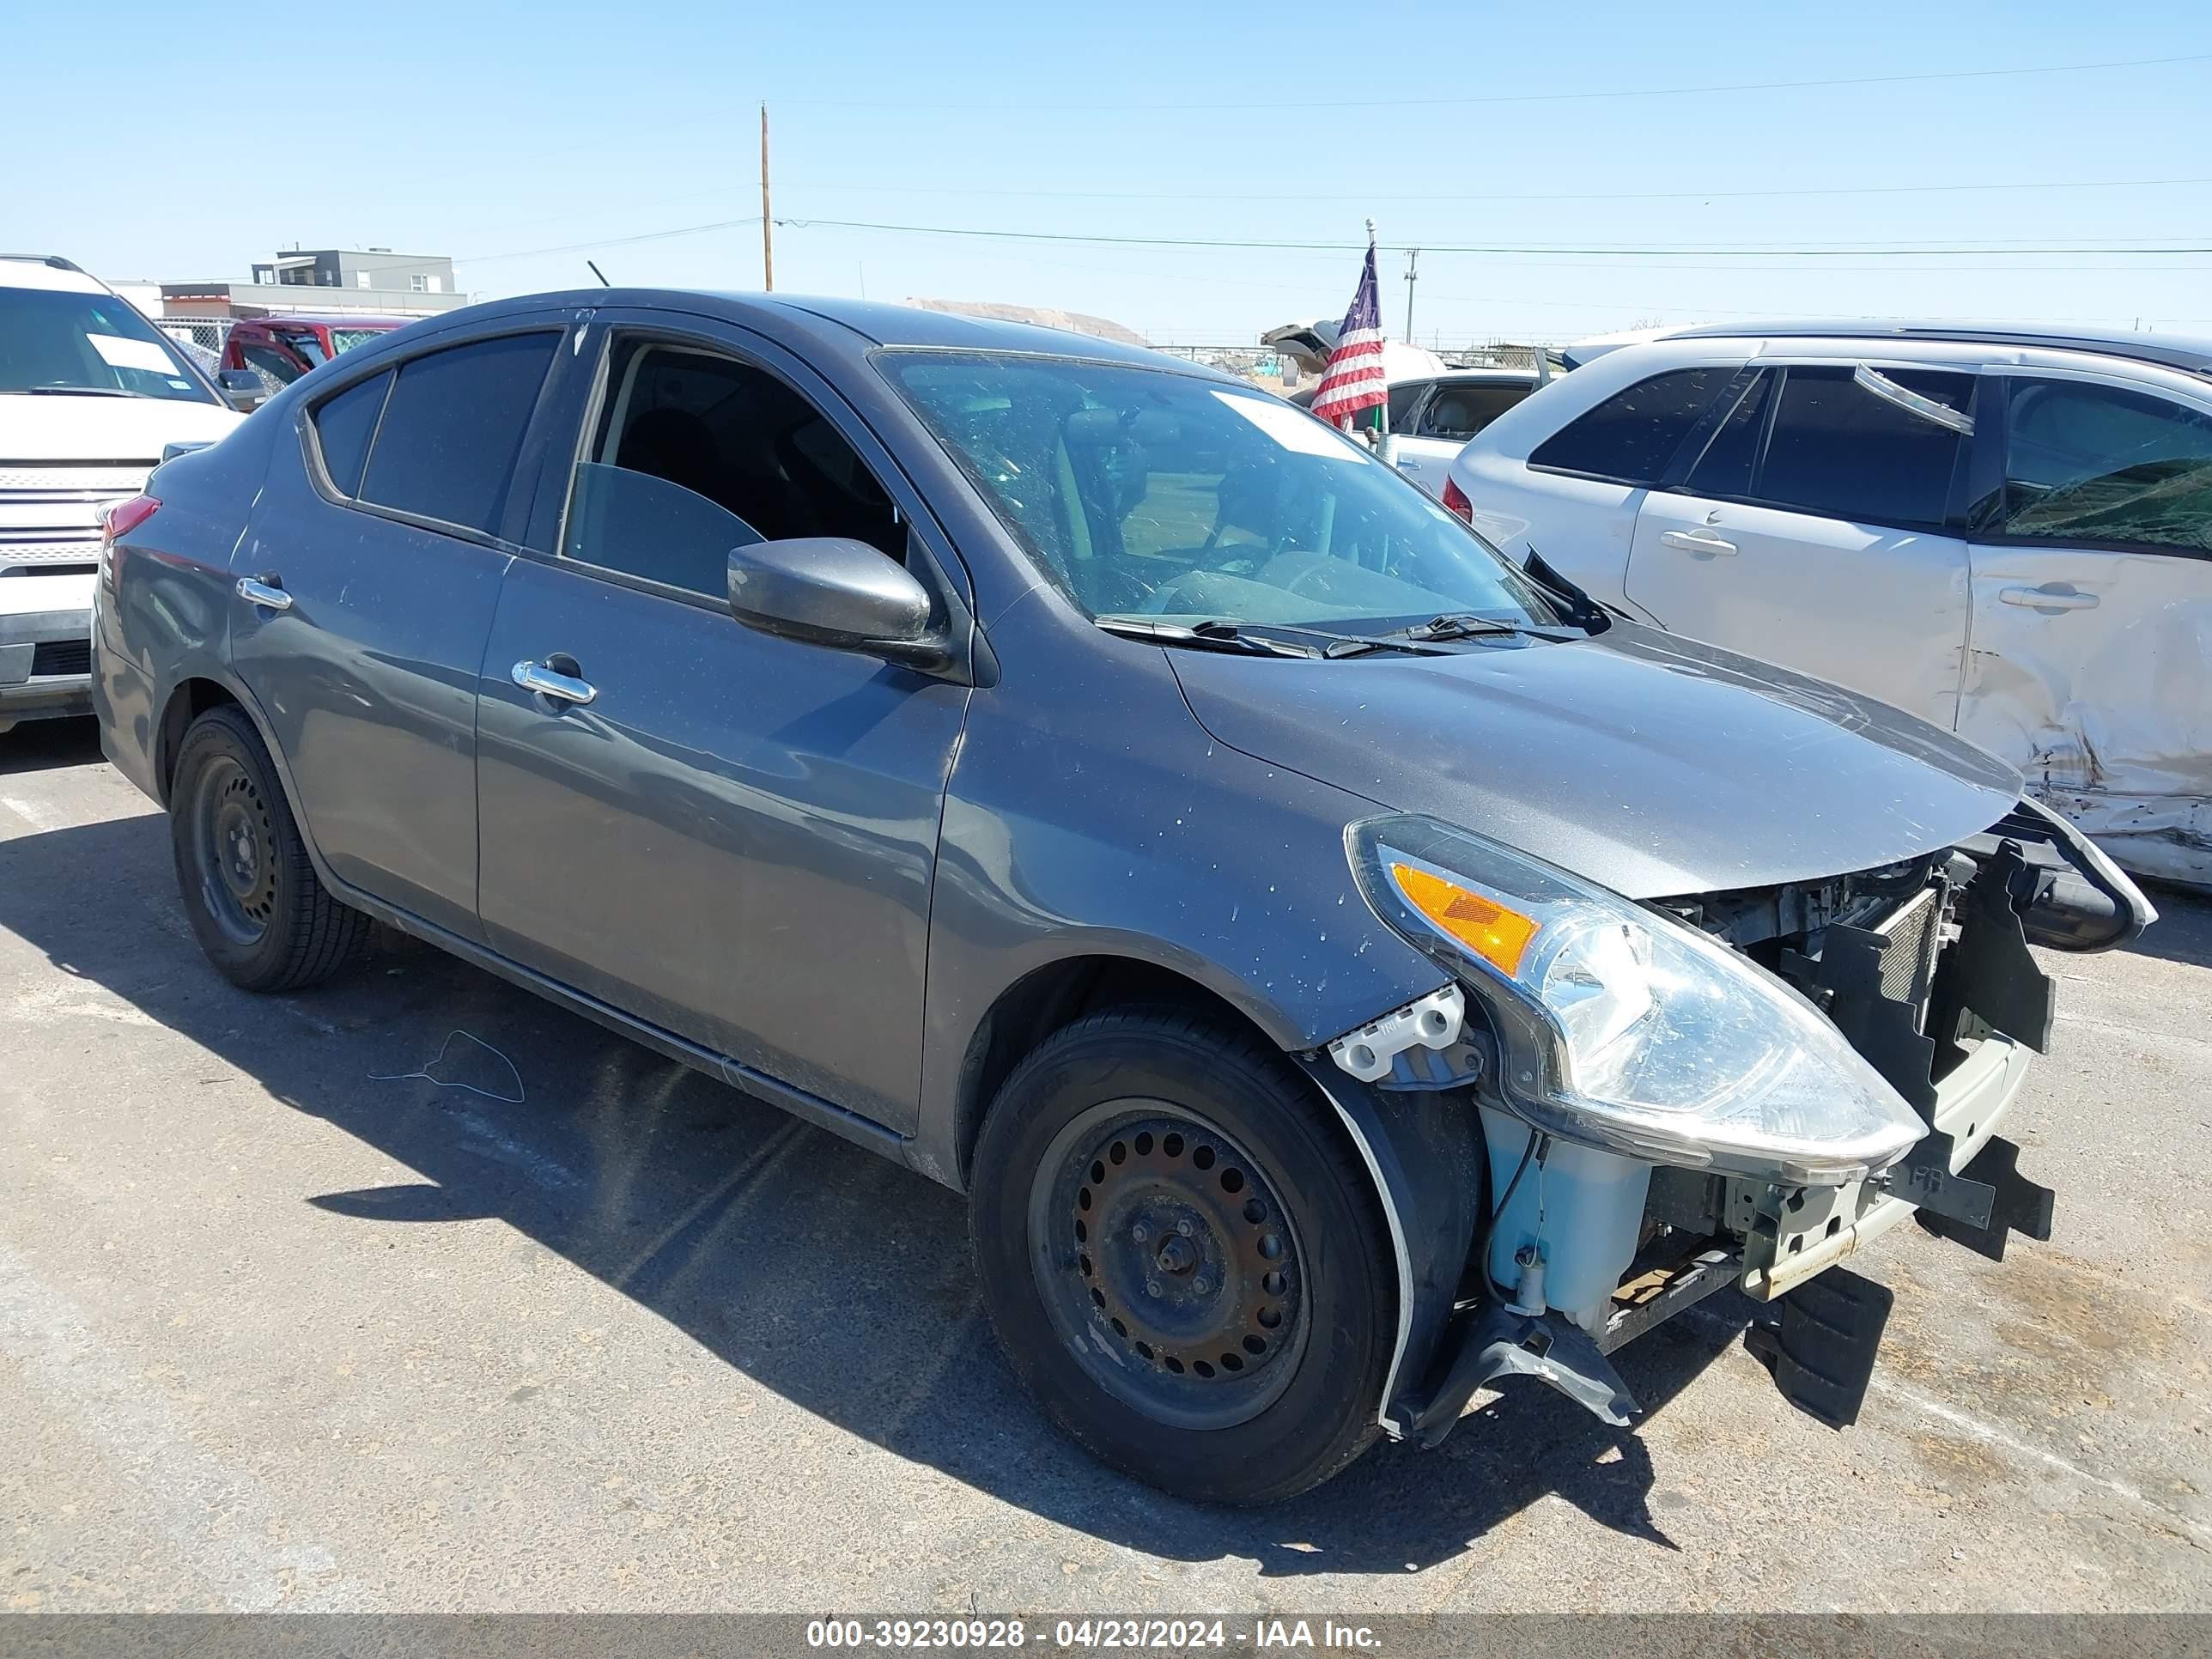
{"left": 93, "top": 291, "right": 2154, "bottom": 1504}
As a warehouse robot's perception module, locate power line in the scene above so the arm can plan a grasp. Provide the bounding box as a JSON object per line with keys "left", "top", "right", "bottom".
{"left": 769, "top": 173, "right": 2212, "bottom": 207}
{"left": 457, "top": 216, "right": 762, "bottom": 265}
{"left": 450, "top": 206, "right": 2212, "bottom": 274}
{"left": 772, "top": 50, "right": 2212, "bottom": 113}
{"left": 775, "top": 216, "right": 2212, "bottom": 258}
{"left": 344, "top": 52, "right": 2212, "bottom": 198}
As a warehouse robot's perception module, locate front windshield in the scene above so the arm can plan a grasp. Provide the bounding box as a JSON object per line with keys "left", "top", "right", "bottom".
{"left": 883, "top": 350, "right": 1559, "bottom": 634}
{"left": 0, "top": 286, "right": 217, "bottom": 402}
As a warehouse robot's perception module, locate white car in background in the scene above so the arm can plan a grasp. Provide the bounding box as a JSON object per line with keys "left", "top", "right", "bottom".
{"left": 1382, "top": 367, "right": 1547, "bottom": 486}
{"left": 1291, "top": 367, "right": 1547, "bottom": 483}
{"left": 1, "top": 256, "right": 244, "bottom": 733}
{"left": 1443, "top": 322, "right": 2212, "bottom": 886}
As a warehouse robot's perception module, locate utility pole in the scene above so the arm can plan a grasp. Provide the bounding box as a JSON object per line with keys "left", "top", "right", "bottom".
{"left": 1403, "top": 247, "right": 1419, "bottom": 342}
{"left": 759, "top": 102, "right": 775, "bottom": 292}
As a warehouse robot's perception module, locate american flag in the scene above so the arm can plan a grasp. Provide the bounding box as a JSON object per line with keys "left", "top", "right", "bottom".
{"left": 1308, "top": 238, "right": 1388, "bottom": 428}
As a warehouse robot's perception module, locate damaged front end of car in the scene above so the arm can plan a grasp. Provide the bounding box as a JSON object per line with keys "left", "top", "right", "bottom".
{"left": 1312, "top": 798, "right": 2154, "bottom": 1445}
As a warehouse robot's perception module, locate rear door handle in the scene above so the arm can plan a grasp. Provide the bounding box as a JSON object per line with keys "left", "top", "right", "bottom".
{"left": 1999, "top": 586, "right": 2099, "bottom": 611}
{"left": 235, "top": 575, "right": 293, "bottom": 611}
{"left": 1659, "top": 528, "right": 1738, "bottom": 556}
{"left": 512, "top": 659, "right": 599, "bottom": 706}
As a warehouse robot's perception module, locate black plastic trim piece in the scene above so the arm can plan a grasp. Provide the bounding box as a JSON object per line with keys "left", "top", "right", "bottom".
{"left": 1745, "top": 1267, "right": 1893, "bottom": 1431}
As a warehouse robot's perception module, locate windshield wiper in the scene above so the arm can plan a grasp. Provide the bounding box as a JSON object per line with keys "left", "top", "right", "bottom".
{"left": 1373, "top": 612, "right": 1577, "bottom": 645}
{"left": 21, "top": 385, "right": 136, "bottom": 398}
{"left": 1096, "top": 617, "right": 1322, "bottom": 658}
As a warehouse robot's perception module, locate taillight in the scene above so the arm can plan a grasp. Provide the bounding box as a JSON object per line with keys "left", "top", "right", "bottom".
{"left": 100, "top": 494, "right": 159, "bottom": 596}
{"left": 1440, "top": 475, "right": 1474, "bottom": 524}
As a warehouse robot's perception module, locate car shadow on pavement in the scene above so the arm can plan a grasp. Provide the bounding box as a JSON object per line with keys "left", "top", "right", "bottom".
{"left": 2125, "top": 882, "right": 2212, "bottom": 969}
{"left": 0, "top": 788, "right": 1747, "bottom": 1577}
{"left": 0, "top": 716, "right": 104, "bottom": 778}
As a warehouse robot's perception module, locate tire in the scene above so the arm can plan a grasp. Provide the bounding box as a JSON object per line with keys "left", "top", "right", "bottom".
{"left": 168, "top": 705, "right": 373, "bottom": 993}
{"left": 970, "top": 1008, "right": 1396, "bottom": 1504}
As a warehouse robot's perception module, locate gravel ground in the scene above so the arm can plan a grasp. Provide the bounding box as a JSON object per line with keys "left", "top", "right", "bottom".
{"left": 3, "top": 717, "right": 2207, "bottom": 1614}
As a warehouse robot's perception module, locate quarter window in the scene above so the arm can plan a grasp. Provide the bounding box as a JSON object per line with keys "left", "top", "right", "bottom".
{"left": 561, "top": 340, "right": 902, "bottom": 600}
{"left": 1753, "top": 365, "right": 1970, "bottom": 529}
{"left": 1528, "top": 368, "right": 1734, "bottom": 485}
{"left": 1998, "top": 379, "right": 2212, "bottom": 552}
{"left": 356, "top": 331, "right": 559, "bottom": 536}
{"left": 310, "top": 369, "right": 392, "bottom": 498}
{"left": 1419, "top": 382, "right": 1527, "bottom": 442}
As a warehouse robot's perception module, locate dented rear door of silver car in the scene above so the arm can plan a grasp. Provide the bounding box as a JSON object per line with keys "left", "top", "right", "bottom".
{"left": 1957, "top": 369, "right": 2212, "bottom": 886}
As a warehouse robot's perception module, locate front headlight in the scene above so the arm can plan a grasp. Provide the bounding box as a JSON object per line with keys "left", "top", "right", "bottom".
{"left": 1349, "top": 816, "right": 1927, "bottom": 1186}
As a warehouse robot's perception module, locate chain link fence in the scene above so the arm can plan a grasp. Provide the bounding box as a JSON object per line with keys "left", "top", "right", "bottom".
{"left": 153, "top": 317, "right": 232, "bottom": 362}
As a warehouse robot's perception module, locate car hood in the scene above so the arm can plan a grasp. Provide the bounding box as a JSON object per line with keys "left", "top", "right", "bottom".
{"left": 1168, "top": 620, "right": 2024, "bottom": 899}
{"left": 0, "top": 394, "right": 240, "bottom": 460}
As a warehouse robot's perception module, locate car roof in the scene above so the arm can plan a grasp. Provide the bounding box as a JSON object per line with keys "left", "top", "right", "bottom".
{"left": 238, "top": 313, "right": 414, "bottom": 330}
{"left": 416, "top": 288, "right": 1227, "bottom": 378}
{"left": 0, "top": 255, "right": 106, "bottom": 295}
{"left": 1651, "top": 319, "right": 2212, "bottom": 379}
{"left": 744, "top": 294, "right": 1200, "bottom": 365}
{"left": 1432, "top": 367, "right": 1538, "bottom": 382}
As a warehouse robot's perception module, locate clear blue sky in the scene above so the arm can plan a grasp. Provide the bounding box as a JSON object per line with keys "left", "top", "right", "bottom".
{"left": 9, "top": 0, "right": 2211, "bottom": 347}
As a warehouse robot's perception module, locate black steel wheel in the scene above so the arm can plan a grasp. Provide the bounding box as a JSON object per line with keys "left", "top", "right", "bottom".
{"left": 1031, "top": 1105, "right": 1309, "bottom": 1431}
{"left": 972, "top": 1008, "right": 1396, "bottom": 1504}
{"left": 182, "top": 750, "right": 280, "bottom": 948}
{"left": 169, "top": 705, "right": 373, "bottom": 992}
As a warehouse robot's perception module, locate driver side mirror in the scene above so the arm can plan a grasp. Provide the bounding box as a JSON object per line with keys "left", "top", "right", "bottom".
{"left": 217, "top": 368, "right": 265, "bottom": 411}
{"left": 726, "top": 537, "right": 951, "bottom": 672}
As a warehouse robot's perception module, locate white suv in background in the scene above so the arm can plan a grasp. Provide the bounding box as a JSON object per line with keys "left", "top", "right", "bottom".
{"left": 1, "top": 256, "right": 243, "bottom": 733}
{"left": 1444, "top": 323, "right": 2212, "bottom": 887}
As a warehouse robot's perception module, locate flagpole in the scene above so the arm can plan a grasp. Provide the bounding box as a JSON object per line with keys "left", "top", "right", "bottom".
{"left": 1367, "top": 219, "right": 1386, "bottom": 444}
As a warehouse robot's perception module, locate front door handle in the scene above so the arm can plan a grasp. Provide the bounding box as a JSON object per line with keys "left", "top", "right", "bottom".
{"left": 1659, "top": 528, "right": 1738, "bottom": 556}
{"left": 512, "top": 659, "right": 599, "bottom": 706}
{"left": 1999, "top": 585, "right": 2099, "bottom": 611}
{"left": 235, "top": 575, "right": 293, "bottom": 611}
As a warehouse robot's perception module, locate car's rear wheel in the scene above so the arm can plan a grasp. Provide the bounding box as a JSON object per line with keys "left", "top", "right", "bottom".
{"left": 970, "top": 1009, "right": 1396, "bottom": 1504}
{"left": 169, "top": 705, "right": 372, "bottom": 992}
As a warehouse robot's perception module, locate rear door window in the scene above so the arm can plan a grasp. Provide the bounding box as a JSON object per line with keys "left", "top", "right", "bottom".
{"left": 357, "top": 331, "right": 560, "bottom": 537}
{"left": 1752, "top": 365, "right": 1971, "bottom": 529}
{"left": 1997, "top": 378, "right": 2212, "bottom": 552}
{"left": 1528, "top": 367, "right": 1734, "bottom": 484}
{"left": 1385, "top": 380, "right": 1429, "bottom": 431}
{"left": 311, "top": 369, "right": 392, "bottom": 497}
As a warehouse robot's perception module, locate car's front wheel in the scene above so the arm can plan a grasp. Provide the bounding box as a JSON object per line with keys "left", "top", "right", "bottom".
{"left": 970, "top": 1009, "right": 1397, "bottom": 1504}
{"left": 169, "top": 705, "right": 373, "bottom": 993}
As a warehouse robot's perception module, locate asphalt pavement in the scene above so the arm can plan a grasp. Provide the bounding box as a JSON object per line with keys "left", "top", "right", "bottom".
{"left": 3, "top": 717, "right": 2207, "bottom": 1613}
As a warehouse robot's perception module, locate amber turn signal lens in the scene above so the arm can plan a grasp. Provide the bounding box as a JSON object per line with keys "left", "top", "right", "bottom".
{"left": 1390, "top": 860, "right": 1541, "bottom": 976}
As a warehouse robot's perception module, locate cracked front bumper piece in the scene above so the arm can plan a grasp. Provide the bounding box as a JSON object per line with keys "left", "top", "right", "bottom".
{"left": 1337, "top": 816, "right": 2126, "bottom": 1443}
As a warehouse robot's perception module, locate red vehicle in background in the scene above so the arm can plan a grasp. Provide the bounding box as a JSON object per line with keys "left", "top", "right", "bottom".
{"left": 221, "top": 314, "right": 410, "bottom": 392}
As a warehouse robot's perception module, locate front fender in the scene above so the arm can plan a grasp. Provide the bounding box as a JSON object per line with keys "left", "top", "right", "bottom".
{"left": 912, "top": 635, "right": 1444, "bottom": 1186}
